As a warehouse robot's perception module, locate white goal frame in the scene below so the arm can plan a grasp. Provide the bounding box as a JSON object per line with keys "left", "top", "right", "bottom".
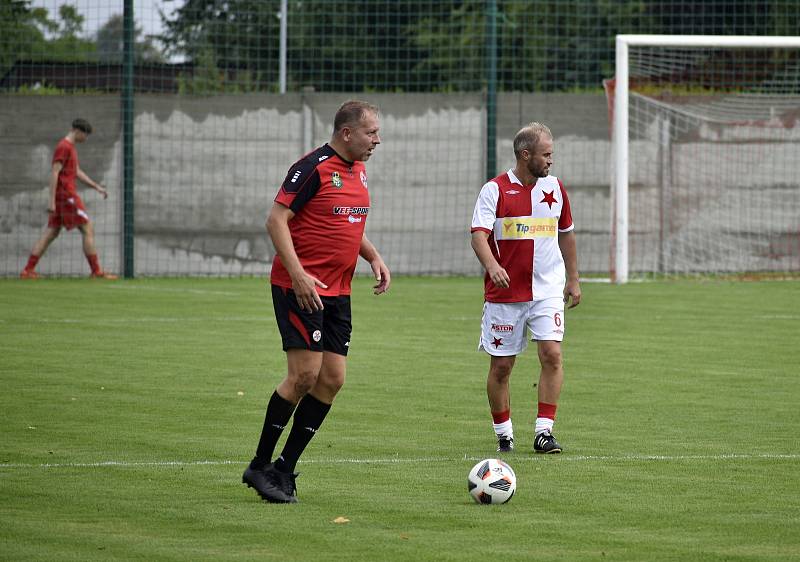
{"left": 612, "top": 34, "right": 800, "bottom": 283}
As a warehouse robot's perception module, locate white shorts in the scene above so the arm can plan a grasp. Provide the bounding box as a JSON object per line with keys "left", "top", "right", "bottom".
{"left": 479, "top": 297, "right": 565, "bottom": 356}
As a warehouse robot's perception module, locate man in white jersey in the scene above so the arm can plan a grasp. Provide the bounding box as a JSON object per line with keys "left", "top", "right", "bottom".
{"left": 470, "top": 122, "right": 581, "bottom": 454}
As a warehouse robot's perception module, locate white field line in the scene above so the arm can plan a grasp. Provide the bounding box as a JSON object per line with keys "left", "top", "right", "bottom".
{"left": 755, "top": 314, "right": 800, "bottom": 320}
{"left": 105, "top": 285, "right": 243, "bottom": 297}
{"left": 1, "top": 453, "right": 798, "bottom": 470}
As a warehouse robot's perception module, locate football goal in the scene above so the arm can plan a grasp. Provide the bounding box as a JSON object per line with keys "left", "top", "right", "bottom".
{"left": 609, "top": 35, "right": 800, "bottom": 283}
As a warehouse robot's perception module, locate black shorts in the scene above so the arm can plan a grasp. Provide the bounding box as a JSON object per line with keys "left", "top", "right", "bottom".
{"left": 271, "top": 284, "right": 352, "bottom": 356}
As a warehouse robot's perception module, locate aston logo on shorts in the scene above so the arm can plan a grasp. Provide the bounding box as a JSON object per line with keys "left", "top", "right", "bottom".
{"left": 491, "top": 324, "right": 513, "bottom": 333}
{"left": 333, "top": 206, "right": 369, "bottom": 215}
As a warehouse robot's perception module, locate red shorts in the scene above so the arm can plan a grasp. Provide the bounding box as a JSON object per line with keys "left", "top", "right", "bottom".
{"left": 48, "top": 194, "right": 89, "bottom": 230}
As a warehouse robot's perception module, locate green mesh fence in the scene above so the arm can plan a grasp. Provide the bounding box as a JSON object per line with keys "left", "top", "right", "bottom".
{"left": 1, "top": 0, "right": 799, "bottom": 277}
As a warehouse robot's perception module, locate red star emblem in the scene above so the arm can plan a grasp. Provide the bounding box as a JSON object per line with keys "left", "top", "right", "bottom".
{"left": 540, "top": 190, "right": 557, "bottom": 209}
{"left": 492, "top": 337, "right": 503, "bottom": 348}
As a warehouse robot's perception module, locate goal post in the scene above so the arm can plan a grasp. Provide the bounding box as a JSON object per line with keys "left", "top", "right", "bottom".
{"left": 612, "top": 35, "right": 800, "bottom": 283}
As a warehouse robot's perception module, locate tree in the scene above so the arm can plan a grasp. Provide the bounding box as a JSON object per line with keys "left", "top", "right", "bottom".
{"left": 96, "top": 13, "right": 163, "bottom": 62}
{"left": 0, "top": 0, "right": 49, "bottom": 73}
{"left": 157, "top": 0, "right": 800, "bottom": 94}
{"left": 161, "top": 0, "right": 281, "bottom": 90}
{"left": 43, "top": 3, "right": 97, "bottom": 61}
{"left": 160, "top": 0, "right": 431, "bottom": 92}
{"left": 408, "top": 2, "right": 487, "bottom": 92}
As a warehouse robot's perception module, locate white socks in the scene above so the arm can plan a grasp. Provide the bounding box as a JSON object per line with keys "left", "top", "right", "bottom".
{"left": 535, "top": 417, "right": 554, "bottom": 435}
{"left": 493, "top": 419, "right": 514, "bottom": 440}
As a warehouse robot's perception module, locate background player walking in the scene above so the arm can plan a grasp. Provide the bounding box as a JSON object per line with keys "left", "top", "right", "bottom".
{"left": 243, "top": 100, "right": 390, "bottom": 503}
{"left": 20, "top": 118, "right": 116, "bottom": 279}
{"left": 470, "top": 122, "right": 581, "bottom": 454}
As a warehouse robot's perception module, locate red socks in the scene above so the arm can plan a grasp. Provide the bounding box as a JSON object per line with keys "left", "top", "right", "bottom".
{"left": 537, "top": 402, "right": 557, "bottom": 421}
{"left": 24, "top": 254, "right": 40, "bottom": 272}
{"left": 535, "top": 401, "right": 558, "bottom": 434}
{"left": 86, "top": 254, "right": 101, "bottom": 275}
{"left": 491, "top": 409, "right": 511, "bottom": 424}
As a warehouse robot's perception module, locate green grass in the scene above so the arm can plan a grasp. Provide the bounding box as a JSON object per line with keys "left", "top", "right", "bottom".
{"left": 1, "top": 277, "right": 799, "bottom": 561}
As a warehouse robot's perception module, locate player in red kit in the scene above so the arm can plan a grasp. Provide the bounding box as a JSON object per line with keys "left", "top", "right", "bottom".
{"left": 471, "top": 122, "right": 581, "bottom": 455}
{"left": 243, "top": 101, "right": 390, "bottom": 503}
{"left": 20, "top": 118, "right": 116, "bottom": 279}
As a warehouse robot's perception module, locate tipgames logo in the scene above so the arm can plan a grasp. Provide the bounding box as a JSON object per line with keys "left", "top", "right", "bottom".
{"left": 495, "top": 217, "right": 557, "bottom": 239}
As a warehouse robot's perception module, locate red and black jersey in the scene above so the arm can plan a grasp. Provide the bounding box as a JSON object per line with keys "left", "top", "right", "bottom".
{"left": 53, "top": 138, "right": 78, "bottom": 198}
{"left": 270, "top": 144, "right": 370, "bottom": 296}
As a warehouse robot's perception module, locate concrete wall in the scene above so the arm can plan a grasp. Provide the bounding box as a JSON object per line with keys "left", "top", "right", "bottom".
{"left": 2, "top": 92, "right": 796, "bottom": 277}
{"left": 0, "top": 96, "right": 123, "bottom": 276}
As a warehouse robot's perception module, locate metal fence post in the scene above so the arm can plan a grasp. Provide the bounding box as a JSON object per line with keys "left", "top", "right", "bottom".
{"left": 122, "top": 0, "right": 135, "bottom": 277}
{"left": 485, "top": 0, "right": 498, "bottom": 180}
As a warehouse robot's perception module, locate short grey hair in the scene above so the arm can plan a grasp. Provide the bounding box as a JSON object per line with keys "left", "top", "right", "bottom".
{"left": 513, "top": 122, "right": 552, "bottom": 159}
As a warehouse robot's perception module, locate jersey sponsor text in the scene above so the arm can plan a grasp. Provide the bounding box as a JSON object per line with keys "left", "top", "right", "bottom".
{"left": 494, "top": 217, "right": 557, "bottom": 240}
{"left": 333, "top": 206, "right": 370, "bottom": 215}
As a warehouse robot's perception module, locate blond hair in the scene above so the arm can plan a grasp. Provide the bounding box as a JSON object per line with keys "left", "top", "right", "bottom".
{"left": 513, "top": 122, "right": 552, "bottom": 159}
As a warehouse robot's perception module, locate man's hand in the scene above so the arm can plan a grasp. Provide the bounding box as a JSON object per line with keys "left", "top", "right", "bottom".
{"left": 471, "top": 231, "right": 510, "bottom": 289}
{"left": 563, "top": 278, "right": 581, "bottom": 309}
{"left": 96, "top": 185, "right": 108, "bottom": 199}
{"left": 371, "top": 258, "right": 391, "bottom": 295}
{"left": 292, "top": 272, "right": 327, "bottom": 312}
{"left": 487, "top": 263, "right": 510, "bottom": 288}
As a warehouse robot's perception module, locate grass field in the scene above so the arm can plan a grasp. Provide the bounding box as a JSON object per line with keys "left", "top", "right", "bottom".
{"left": 1, "top": 276, "right": 799, "bottom": 561}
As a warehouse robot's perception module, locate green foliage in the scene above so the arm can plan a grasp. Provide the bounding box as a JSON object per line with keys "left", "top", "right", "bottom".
{"left": 54, "top": 3, "right": 83, "bottom": 37}
{"left": 163, "top": 0, "right": 282, "bottom": 89}
{"left": 410, "top": 2, "right": 487, "bottom": 91}
{"left": 7, "top": 82, "right": 65, "bottom": 94}
{"left": 0, "top": 0, "right": 162, "bottom": 79}
{"left": 157, "top": 0, "right": 800, "bottom": 93}
{"left": 1, "top": 277, "right": 799, "bottom": 560}
{"left": 2, "top": 1, "right": 799, "bottom": 93}
{"left": 0, "top": 0, "right": 47, "bottom": 72}
{"left": 176, "top": 47, "right": 262, "bottom": 94}
{"left": 176, "top": 48, "right": 224, "bottom": 94}
{"left": 95, "top": 13, "right": 163, "bottom": 62}
{"left": 0, "top": 0, "right": 96, "bottom": 73}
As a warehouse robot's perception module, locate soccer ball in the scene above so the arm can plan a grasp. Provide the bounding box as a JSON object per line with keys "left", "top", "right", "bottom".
{"left": 467, "top": 458, "right": 516, "bottom": 504}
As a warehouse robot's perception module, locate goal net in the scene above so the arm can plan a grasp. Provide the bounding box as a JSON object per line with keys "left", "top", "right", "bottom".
{"left": 609, "top": 35, "right": 800, "bottom": 282}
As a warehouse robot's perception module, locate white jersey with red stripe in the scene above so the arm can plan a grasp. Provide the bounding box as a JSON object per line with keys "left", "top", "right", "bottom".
{"left": 471, "top": 169, "right": 574, "bottom": 303}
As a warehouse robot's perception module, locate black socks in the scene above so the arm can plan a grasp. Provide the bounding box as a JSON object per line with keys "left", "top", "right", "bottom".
{"left": 274, "top": 393, "right": 332, "bottom": 473}
{"left": 251, "top": 390, "right": 296, "bottom": 470}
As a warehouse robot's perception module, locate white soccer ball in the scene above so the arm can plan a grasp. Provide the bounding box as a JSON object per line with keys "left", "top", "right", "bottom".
{"left": 467, "top": 458, "right": 517, "bottom": 504}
